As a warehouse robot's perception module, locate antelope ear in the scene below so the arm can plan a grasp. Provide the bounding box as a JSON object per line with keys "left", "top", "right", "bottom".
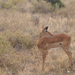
{"left": 40, "top": 25, "right": 44, "bottom": 32}
{"left": 42, "top": 25, "right": 44, "bottom": 28}
{"left": 45, "top": 26, "right": 48, "bottom": 30}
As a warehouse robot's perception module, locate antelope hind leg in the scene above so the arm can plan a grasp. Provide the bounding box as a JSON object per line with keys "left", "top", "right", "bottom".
{"left": 64, "top": 49, "right": 72, "bottom": 72}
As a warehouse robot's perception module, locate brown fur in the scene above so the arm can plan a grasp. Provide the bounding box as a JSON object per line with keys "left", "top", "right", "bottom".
{"left": 36, "top": 26, "right": 72, "bottom": 72}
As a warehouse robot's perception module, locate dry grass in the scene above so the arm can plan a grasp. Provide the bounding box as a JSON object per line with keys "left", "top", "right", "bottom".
{"left": 0, "top": 0, "right": 75, "bottom": 75}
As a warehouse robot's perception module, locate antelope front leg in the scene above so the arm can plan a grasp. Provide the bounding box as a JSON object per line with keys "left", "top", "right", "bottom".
{"left": 42, "top": 50, "right": 48, "bottom": 71}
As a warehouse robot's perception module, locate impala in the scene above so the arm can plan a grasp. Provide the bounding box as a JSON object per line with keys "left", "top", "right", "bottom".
{"left": 36, "top": 26, "right": 73, "bottom": 73}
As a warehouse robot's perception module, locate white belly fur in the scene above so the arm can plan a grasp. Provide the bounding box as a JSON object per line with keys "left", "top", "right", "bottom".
{"left": 49, "top": 47, "right": 60, "bottom": 50}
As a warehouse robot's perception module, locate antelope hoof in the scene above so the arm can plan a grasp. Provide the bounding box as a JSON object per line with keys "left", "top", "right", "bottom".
{"left": 67, "top": 66, "right": 71, "bottom": 73}
{"left": 67, "top": 71, "right": 70, "bottom": 73}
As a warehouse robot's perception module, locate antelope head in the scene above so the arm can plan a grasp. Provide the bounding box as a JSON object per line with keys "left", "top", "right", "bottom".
{"left": 40, "top": 25, "right": 48, "bottom": 32}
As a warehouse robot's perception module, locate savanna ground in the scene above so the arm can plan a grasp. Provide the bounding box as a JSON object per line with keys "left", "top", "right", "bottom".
{"left": 0, "top": 0, "right": 75, "bottom": 75}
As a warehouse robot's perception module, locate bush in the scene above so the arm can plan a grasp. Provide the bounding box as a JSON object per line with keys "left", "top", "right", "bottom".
{"left": 0, "top": 36, "right": 12, "bottom": 56}
{"left": 0, "top": 0, "right": 23, "bottom": 9}
{"left": 9, "top": 35, "right": 35, "bottom": 49}
{"left": 6, "top": 31, "right": 35, "bottom": 49}
{"left": 0, "top": 34, "right": 14, "bottom": 65}
{"left": 31, "top": 15, "right": 39, "bottom": 25}
{"left": 1, "top": 2, "right": 12, "bottom": 9}
{"left": 45, "top": 0, "right": 64, "bottom": 8}
{"left": 31, "top": 0, "right": 53, "bottom": 13}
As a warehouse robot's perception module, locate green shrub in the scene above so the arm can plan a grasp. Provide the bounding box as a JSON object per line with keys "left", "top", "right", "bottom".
{"left": 45, "top": 0, "right": 64, "bottom": 8}
{"left": 0, "top": 0, "right": 22, "bottom": 9}
{"left": 0, "top": 36, "right": 12, "bottom": 55}
{"left": 1, "top": 2, "right": 12, "bottom": 9}
{"left": 0, "top": 35, "right": 14, "bottom": 65}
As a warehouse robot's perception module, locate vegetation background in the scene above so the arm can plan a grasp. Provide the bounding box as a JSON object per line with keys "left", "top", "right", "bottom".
{"left": 0, "top": 0, "right": 75, "bottom": 75}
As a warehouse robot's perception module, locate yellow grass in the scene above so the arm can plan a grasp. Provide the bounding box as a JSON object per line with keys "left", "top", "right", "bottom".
{"left": 0, "top": 0, "right": 75, "bottom": 75}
